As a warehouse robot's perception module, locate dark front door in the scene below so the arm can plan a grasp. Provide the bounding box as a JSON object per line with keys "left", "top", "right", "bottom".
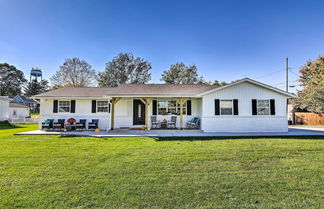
{"left": 133, "top": 100, "right": 145, "bottom": 125}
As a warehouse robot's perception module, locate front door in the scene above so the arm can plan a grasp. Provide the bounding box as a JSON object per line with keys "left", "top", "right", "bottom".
{"left": 133, "top": 100, "right": 145, "bottom": 125}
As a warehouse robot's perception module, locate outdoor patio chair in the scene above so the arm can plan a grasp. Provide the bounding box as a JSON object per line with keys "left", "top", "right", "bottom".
{"left": 88, "top": 119, "right": 99, "bottom": 130}
{"left": 167, "top": 116, "right": 177, "bottom": 129}
{"left": 41, "top": 119, "right": 54, "bottom": 130}
{"left": 186, "top": 117, "right": 199, "bottom": 129}
{"left": 53, "top": 119, "right": 65, "bottom": 130}
{"left": 151, "top": 116, "right": 160, "bottom": 129}
{"left": 76, "top": 119, "right": 87, "bottom": 131}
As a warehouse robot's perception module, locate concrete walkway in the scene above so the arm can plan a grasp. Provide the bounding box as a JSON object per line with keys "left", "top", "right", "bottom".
{"left": 15, "top": 126, "right": 324, "bottom": 137}
{"left": 289, "top": 125, "right": 324, "bottom": 132}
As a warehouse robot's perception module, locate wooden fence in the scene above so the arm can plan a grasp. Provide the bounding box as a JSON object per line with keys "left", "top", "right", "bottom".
{"left": 295, "top": 112, "right": 324, "bottom": 125}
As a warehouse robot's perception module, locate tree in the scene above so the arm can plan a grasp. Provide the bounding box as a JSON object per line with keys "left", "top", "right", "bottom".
{"left": 299, "top": 56, "right": 324, "bottom": 86}
{"left": 50, "top": 58, "right": 97, "bottom": 87}
{"left": 294, "top": 56, "right": 324, "bottom": 113}
{"left": 0, "top": 63, "right": 27, "bottom": 98}
{"left": 161, "top": 62, "right": 204, "bottom": 84}
{"left": 98, "top": 53, "right": 152, "bottom": 87}
{"left": 206, "top": 80, "right": 228, "bottom": 86}
{"left": 24, "top": 73, "right": 50, "bottom": 97}
{"left": 294, "top": 85, "right": 324, "bottom": 113}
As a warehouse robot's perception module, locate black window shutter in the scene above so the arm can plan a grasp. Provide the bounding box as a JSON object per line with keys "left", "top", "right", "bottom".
{"left": 252, "top": 99, "right": 257, "bottom": 115}
{"left": 215, "top": 99, "right": 220, "bottom": 115}
{"left": 270, "top": 99, "right": 275, "bottom": 115}
{"left": 92, "top": 100, "right": 96, "bottom": 113}
{"left": 233, "top": 99, "right": 238, "bottom": 115}
{"left": 108, "top": 102, "right": 111, "bottom": 113}
{"left": 187, "top": 100, "right": 192, "bottom": 115}
{"left": 70, "top": 100, "right": 75, "bottom": 113}
{"left": 53, "top": 100, "right": 58, "bottom": 113}
{"left": 152, "top": 100, "right": 157, "bottom": 115}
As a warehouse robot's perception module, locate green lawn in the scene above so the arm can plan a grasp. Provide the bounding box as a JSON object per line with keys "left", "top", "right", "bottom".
{"left": 0, "top": 123, "right": 323, "bottom": 208}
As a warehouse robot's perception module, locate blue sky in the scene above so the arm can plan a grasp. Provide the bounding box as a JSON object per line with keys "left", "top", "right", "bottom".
{"left": 0, "top": 0, "right": 323, "bottom": 91}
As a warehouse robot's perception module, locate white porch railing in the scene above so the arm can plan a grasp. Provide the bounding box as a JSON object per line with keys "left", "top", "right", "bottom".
{"left": 10, "top": 117, "right": 38, "bottom": 124}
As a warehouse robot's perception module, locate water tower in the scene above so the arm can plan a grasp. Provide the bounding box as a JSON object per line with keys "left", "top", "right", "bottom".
{"left": 30, "top": 68, "right": 42, "bottom": 82}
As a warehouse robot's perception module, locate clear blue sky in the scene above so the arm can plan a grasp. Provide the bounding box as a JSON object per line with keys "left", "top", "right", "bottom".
{"left": 1, "top": 0, "right": 323, "bottom": 91}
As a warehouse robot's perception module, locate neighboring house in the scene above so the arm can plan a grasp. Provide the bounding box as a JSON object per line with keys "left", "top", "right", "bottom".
{"left": 0, "top": 96, "right": 10, "bottom": 121}
{"left": 33, "top": 78, "right": 296, "bottom": 132}
{"left": 9, "top": 103, "right": 29, "bottom": 119}
{"left": 11, "top": 95, "right": 39, "bottom": 113}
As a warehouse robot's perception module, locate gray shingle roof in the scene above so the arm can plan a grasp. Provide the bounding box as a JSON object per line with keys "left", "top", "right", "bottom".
{"left": 107, "top": 84, "right": 218, "bottom": 96}
{"left": 9, "top": 103, "right": 29, "bottom": 108}
{"left": 19, "top": 95, "right": 34, "bottom": 103}
{"left": 34, "top": 84, "right": 218, "bottom": 98}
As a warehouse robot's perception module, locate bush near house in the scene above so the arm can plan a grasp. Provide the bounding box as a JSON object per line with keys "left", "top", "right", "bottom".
{"left": 0, "top": 124, "right": 323, "bottom": 208}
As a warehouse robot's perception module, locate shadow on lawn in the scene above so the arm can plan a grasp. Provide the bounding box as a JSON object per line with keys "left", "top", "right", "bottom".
{"left": 59, "top": 135, "right": 88, "bottom": 138}
{"left": 154, "top": 135, "right": 324, "bottom": 141}
{"left": 0, "top": 121, "right": 24, "bottom": 130}
{"left": 59, "top": 135, "right": 324, "bottom": 141}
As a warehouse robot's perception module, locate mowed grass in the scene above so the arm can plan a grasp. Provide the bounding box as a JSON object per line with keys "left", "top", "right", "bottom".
{"left": 0, "top": 124, "right": 323, "bottom": 208}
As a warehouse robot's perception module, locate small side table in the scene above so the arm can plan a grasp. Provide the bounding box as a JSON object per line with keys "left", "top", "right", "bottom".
{"left": 160, "top": 122, "right": 167, "bottom": 129}
{"left": 66, "top": 124, "right": 75, "bottom": 131}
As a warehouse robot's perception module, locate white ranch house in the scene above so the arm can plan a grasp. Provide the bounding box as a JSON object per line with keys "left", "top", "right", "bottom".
{"left": 34, "top": 78, "right": 296, "bottom": 132}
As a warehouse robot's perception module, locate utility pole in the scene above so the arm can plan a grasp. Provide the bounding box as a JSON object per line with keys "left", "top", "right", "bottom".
{"left": 286, "top": 57, "right": 289, "bottom": 92}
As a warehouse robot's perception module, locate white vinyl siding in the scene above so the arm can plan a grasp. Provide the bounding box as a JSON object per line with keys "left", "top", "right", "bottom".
{"left": 201, "top": 81, "right": 288, "bottom": 132}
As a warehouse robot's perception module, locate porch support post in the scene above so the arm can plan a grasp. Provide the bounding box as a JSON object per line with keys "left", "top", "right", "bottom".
{"left": 177, "top": 98, "right": 189, "bottom": 130}
{"left": 139, "top": 98, "right": 152, "bottom": 130}
{"left": 110, "top": 97, "right": 121, "bottom": 130}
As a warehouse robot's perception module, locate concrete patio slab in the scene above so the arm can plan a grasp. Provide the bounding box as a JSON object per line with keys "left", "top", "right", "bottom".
{"left": 15, "top": 126, "right": 324, "bottom": 137}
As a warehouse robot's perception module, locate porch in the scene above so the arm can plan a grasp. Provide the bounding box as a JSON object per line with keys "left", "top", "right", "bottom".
{"left": 110, "top": 97, "right": 202, "bottom": 131}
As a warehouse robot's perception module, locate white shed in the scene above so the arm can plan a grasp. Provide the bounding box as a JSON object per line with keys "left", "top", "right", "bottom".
{"left": 9, "top": 103, "right": 29, "bottom": 120}
{"left": 0, "top": 96, "right": 10, "bottom": 121}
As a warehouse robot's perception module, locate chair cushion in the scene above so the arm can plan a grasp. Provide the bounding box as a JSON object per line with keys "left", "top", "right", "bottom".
{"left": 58, "top": 119, "right": 65, "bottom": 124}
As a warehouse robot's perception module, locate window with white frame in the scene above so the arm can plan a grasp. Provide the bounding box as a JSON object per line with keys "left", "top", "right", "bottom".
{"left": 59, "top": 101, "right": 70, "bottom": 112}
{"left": 220, "top": 100, "right": 233, "bottom": 115}
{"left": 257, "top": 99, "right": 270, "bottom": 115}
{"left": 157, "top": 100, "right": 186, "bottom": 115}
{"left": 97, "top": 101, "right": 109, "bottom": 112}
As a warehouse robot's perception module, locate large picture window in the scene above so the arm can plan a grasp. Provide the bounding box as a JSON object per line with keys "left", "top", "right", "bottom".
{"left": 257, "top": 100, "right": 270, "bottom": 115}
{"left": 157, "top": 100, "right": 186, "bottom": 115}
{"left": 97, "top": 101, "right": 109, "bottom": 112}
{"left": 59, "top": 101, "right": 70, "bottom": 112}
{"left": 220, "top": 100, "right": 233, "bottom": 115}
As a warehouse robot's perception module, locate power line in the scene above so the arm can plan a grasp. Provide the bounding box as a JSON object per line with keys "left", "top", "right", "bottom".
{"left": 289, "top": 69, "right": 299, "bottom": 76}
{"left": 254, "top": 69, "right": 285, "bottom": 80}
{"left": 272, "top": 79, "right": 299, "bottom": 86}
{"left": 288, "top": 66, "right": 299, "bottom": 69}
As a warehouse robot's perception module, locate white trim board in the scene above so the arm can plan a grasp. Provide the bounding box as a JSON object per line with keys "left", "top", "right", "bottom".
{"left": 196, "top": 78, "right": 297, "bottom": 98}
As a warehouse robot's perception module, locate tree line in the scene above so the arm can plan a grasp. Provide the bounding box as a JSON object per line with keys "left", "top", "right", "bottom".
{"left": 0, "top": 52, "right": 227, "bottom": 97}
